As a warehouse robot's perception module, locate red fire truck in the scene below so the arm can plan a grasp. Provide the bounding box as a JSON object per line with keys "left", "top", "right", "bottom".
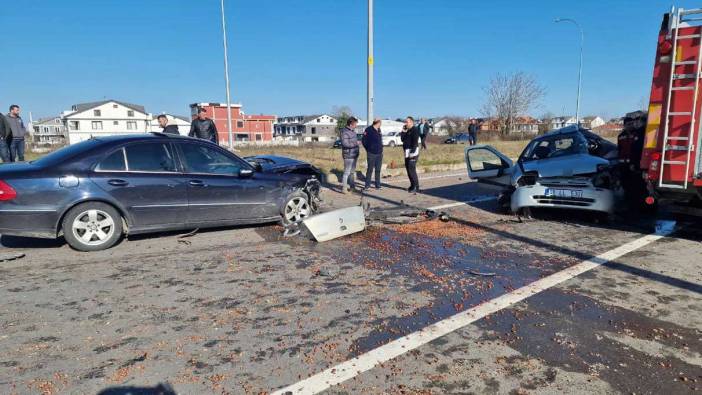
{"left": 640, "top": 7, "right": 702, "bottom": 208}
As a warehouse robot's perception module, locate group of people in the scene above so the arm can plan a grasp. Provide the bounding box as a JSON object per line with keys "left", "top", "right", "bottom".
{"left": 340, "top": 117, "right": 431, "bottom": 194}
{"left": 0, "top": 105, "right": 28, "bottom": 163}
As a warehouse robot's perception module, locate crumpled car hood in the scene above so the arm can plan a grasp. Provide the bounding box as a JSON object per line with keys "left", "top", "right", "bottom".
{"left": 521, "top": 153, "right": 609, "bottom": 178}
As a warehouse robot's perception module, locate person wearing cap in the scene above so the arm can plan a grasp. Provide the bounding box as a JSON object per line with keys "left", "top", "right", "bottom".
{"left": 189, "top": 108, "right": 219, "bottom": 144}
{"left": 157, "top": 114, "right": 180, "bottom": 135}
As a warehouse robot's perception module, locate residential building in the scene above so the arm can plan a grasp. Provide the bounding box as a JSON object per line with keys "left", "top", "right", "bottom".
{"left": 432, "top": 118, "right": 466, "bottom": 136}
{"left": 190, "top": 103, "right": 275, "bottom": 144}
{"left": 379, "top": 119, "right": 404, "bottom": 134}
{"left": 274, "top": 114, "right": 340, "bottom": 142}
{"left": 149, "top": 114, "right": 191, "bottom": 135}
{"left": 513, "top": 116, "right": 540, "bottom": 134}
{"left": 581, "top": 116, "right": 606, "bottom": 129}
{"left": 32, "top": 116, "right": 67, "bottom": 145}
{"left": 62, "top": 99, "right": 151, "bottom": 145}
{"left": 549, "top": 116, "right": 577, "bottom": 130}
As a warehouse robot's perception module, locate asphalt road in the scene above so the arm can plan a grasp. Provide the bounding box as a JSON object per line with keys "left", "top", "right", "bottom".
{"left": 0, "top": 173, "right": 700, "bottom": 395}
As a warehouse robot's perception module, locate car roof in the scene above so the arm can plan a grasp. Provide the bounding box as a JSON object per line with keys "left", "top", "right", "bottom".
{"left": 91, "top": 133, "right": 193, "bottom": 144}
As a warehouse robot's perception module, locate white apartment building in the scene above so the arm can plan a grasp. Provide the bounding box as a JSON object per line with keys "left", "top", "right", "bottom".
{"left": 32, "top": 116, "right": 67, "bottom": 145}
{"left": 62, "top": 100, "right": 151, "bottom": 144}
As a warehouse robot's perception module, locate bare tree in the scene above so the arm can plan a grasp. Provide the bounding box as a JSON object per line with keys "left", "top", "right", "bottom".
{"left": 481, "top": 72, "right": 545, "bottom": 134}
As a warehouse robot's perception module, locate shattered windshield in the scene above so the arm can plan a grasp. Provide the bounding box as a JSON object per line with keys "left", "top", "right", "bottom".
{"left": 519, "top": 132, "right": 588, "bottom": 162}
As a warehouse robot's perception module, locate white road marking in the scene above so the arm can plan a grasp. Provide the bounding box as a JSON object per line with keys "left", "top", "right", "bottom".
{"left": 272, "top": 221, "right": 677, "bottom": 395}
{"left": 384, "top": 172, "right": 466, "bottom": 184}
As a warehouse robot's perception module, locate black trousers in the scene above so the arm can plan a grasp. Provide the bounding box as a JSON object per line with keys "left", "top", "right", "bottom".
{"left": 405, "top": 157, "right": 419, "bottom": 190}
{"left": 365, "top": 152, "right": 383, "bottom": 188}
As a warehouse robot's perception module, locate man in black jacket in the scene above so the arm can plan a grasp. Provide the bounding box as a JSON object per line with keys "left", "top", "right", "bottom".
{"left": 401, "top": 116, "right": 420, "bottom": 193}
{"left": 0, "top": 113, "right": 12, "bottom": 162}
{"left": 157, "top": 114, "right": 180, "bottom": 135}
{"left": 362, "top": 119, "right": 383, "bottom": 190}
{"left": 189, "top": 108, "right": 219, "bottom": 144}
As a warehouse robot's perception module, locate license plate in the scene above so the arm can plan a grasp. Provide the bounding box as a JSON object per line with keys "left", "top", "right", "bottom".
{"left": 545, "top": 188, "right": 583, "bottom": 198}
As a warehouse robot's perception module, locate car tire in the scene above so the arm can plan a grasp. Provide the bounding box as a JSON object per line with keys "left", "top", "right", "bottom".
{"left": 389, "top": 141, "right": 396, "bottom": 147}
{"left": 62, "top": 202, "right": 123, "bottom": 252}
{"left": 281, "top": 191, "right": 313, "bottom": 226}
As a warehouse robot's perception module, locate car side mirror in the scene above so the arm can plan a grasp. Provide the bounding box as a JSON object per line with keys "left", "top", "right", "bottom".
{"left": 239, "top": 168, "right": 254, "bottom": 178}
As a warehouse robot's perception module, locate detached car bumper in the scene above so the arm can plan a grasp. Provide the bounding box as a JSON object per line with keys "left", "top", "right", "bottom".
{"left": 511, "top": 182, "right": 615, "bottom": 213}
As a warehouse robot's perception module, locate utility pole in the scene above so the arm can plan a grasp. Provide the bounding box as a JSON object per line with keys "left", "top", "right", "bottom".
{"left": 367, "top": 0, "right": 374, "bottom": 125}
{"left": 221, "top": 0, "right": 234, "bottom": 147}
{"left": 555, "top": 18, "right": 584, "bottom": 126}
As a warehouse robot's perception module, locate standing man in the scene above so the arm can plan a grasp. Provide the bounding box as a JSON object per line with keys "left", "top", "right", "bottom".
{"left": 468, "top": 118, "right": 479, "bottom": 146}
{"left": 362, "top": 119, "right": 383, "bottom": 190}
{"left": 401, "top": 116, "right": 420, "bottom": 193}
{"left": 418, "top": 118, "right": 432, "bottom": 149}
{"left": 157, "top": 114, "right": 180, "bottom": 135}
{"left": 340, "top": 117, "right": 360, "bottom": 193}
{"left": 0, "top": 113, "right": 12, "bottom": 163}
{"left": 189, "top": 108, "right": 219, "bottom": 144}
{"left": 6, "top": 105, "right": 27, "bottom": 162}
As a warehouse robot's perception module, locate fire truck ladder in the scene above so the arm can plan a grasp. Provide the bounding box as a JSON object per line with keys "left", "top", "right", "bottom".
{"left": 660, "top": 7, "right": 702, "bottom": 189}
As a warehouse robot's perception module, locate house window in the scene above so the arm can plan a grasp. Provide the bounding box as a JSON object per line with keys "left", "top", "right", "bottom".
{"left": 127, "top": 110, "right": 134, "bottom": 117}
{"left": 235, "top": 133, "right": 249, "bottom": 141}
{"left": 43, "top": 127, "right": 49, "bottom": 133}
{"left": 94, "top": 110, "right": 101, "bottom": 116}
{"left": 91, "top": 121, "right": 103, "bottom": 130}
{"left": 113, "top": 104, "right": 118, "bottom": 108}
{"left": 237, "top": 121, "right": 244, "bottom": 128}
{"left": 113, "top": 121, "right": 119, "bottom": 126}
{"left": 69, "top": 121, "right": 79, "bottom": 130}
{"left": 127, "top": 121, "right": 137, "bottom": 130}
{"left": 316, "top": 119, "right": 320, "bottom": 123}
{"left": 255, "top": 134, "right": 262, "bottom": 141}
{"left": 311, "top": 127, "right": 316, "bottom": 134}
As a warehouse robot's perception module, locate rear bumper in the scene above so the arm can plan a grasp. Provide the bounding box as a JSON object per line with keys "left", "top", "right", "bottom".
{"left": 0, "top": 209, "right": 59, "bottom": 239}
{"left": 511, "top": 184, "right": 615, "bottom": 213}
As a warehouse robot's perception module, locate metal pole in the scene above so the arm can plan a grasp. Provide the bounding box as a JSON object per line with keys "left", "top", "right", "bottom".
{"left": 221, "top": 0, "right": 233, "bottom": 147}
{"left": 367, "top": 0, "right": 374, "bottom": 125}
{"left": 555, "top": 18, "right": 583, "bottom": 125}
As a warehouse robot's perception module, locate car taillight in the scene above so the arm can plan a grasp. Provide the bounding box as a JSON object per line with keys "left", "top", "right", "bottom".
{"left": 650, "top": 151, "right": 661, "bottom": 172}
{"left": 0, "top": 180, "right": 17, "bottom": 201}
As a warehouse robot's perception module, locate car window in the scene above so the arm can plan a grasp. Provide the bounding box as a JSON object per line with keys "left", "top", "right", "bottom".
{"left": 180, "top": 143, "right": 247, "bottom": 175}
{"left": 467, "top": 148, "right": 505, "bottom": 171}
{"left": 125, "top": 143, "right": 177, "bottom": 172}
{"left": 96, "top": 148, "right": 126, "bottom": 171}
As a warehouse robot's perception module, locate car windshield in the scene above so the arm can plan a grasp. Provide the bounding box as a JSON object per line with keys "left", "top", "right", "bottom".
{"left": 31, "top": 139, "right": 102, "bottom": 167}
{"left": 519, "top": 132, "right": 588, "bottom": 162}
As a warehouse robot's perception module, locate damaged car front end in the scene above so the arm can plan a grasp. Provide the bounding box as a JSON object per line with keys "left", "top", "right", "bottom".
{"left": 466, "top": 125, "right": 619, "bottom": 216}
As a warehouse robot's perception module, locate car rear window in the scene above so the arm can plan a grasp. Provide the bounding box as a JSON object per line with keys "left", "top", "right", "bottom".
{"left": 125, "top": 143, "right": 177, "bottom": 172}
{"left": 31, "top": 139, "right": 101, "bottom": 167}
{"left": 96, "top": 149, "right": 126, "bottom": 171}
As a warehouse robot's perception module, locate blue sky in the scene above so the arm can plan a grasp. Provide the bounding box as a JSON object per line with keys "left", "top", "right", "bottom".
{"left": 1, "top": 0, "right": 699, "bottom": 120}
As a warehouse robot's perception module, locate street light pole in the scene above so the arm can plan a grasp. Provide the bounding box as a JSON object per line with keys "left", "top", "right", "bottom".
{"left": 555, "top": 18, "right": 584, "bottom": 126}
{"left": 221, "top": 0, "right": 234, "bottom": 147}
{"left": 367, "top": 0, "right": 374, "bottom": 125}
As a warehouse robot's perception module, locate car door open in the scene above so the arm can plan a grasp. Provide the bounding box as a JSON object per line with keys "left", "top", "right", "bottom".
{"left": 464, "top": 145, "right": 514, "bottom": 186}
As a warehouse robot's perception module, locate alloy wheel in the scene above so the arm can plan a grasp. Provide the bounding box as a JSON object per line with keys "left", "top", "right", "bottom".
{"left": 72, "top": 209, "right": 116, "bottom": 246}
{"left": 284, "top": 197, "right": 311, "bottom": 223}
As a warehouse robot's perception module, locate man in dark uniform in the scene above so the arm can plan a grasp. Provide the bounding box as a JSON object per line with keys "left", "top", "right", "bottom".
{"left": 188, "top": 108, "right": 219, "bottom": 144}
{"left": 401, "top": 116, "right": 421, "bottom": 193}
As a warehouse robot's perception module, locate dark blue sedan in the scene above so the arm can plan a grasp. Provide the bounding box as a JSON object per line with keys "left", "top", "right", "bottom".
{"left": 0, "top": 133, "right": 320, "bottom": 251}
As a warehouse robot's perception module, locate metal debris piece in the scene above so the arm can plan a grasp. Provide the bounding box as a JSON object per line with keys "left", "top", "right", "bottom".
{"left": 0, "top": 252, "right": 25, "bottom": 262}
{"left": 178, "top": 228, "right": 199, "bottom": 238}
{"left": 467, "top": 270, "right": 497, "bottom": 277}
{"left": 366, "top": 206, "right": 442, "bottom": 225}
{"left": 301, "top": 206, "right": 366, "bottom": 242}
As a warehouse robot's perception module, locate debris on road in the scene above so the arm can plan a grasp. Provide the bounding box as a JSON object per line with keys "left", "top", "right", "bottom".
{"left": 0, "top": 252, "right": 25, "bottom": 262}
{"left": 467, "top": 270, "right": 497, "bottom": 277}
{"left": 301, "top": 206, "right": 366, "bottom": 242}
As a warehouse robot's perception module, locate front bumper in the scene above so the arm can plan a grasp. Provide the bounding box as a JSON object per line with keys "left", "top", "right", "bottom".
{"left": 511, "top": 182, "right": 614, "bottom": 213}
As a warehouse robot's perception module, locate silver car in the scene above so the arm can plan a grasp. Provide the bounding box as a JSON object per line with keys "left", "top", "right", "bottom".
{"left": 465, "top": 126, "right": 618, "bottom": 216}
